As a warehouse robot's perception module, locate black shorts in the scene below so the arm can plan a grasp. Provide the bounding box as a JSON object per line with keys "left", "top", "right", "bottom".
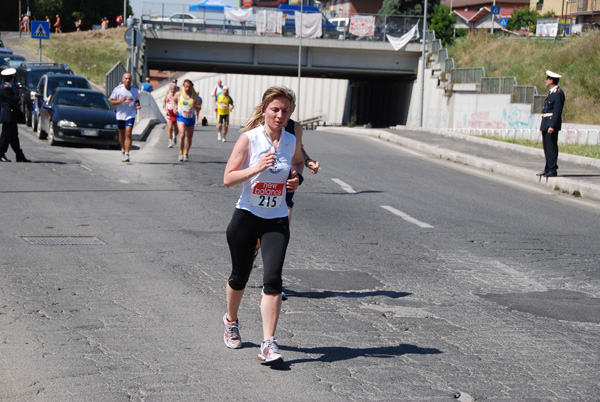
{"left": 226, "top": 209, "right": 290, "bottom": 295}
{"left": 218, "top": 114, "right": 229, "bottom": 125}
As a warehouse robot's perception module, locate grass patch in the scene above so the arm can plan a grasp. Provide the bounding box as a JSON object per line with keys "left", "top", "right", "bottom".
{"left": 478, "top": 135, "right": 600, "bottom": 159}
{"left": 18, "top": 29, "right": 128, "bottom": 87}
{"left": 448, "top": 31, "right": 600, "bottom": 124}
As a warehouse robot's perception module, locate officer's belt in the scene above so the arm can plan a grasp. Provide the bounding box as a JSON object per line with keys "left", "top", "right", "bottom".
{"left": 541, "top": 113, "right": 553, "bottom": 118}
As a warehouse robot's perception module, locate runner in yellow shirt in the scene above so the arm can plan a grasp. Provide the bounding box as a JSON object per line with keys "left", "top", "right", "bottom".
{"left": 216, "top": 86, "right": 234, "bottom": 142}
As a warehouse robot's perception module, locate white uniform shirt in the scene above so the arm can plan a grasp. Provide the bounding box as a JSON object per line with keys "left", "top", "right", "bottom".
{"left": 110, "top": 84, "right": 139, "bottom": 121}
{"left": 236, "top": 125, "right": 297, "bottom": 219}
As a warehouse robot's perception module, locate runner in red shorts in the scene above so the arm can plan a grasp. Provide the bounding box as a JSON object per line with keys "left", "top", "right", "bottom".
{"left": 163, "top": 82, "right": 179, "bottom": 148}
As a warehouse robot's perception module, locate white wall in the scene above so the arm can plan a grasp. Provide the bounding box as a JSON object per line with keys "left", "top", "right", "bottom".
{"left": 152, "top": 72, "right": 349, "bottom": 127}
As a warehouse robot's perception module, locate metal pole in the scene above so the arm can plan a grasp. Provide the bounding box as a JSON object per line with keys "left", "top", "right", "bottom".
{"left": 297, "top": 1, "right": 303, "bottom": 122}
{"left": 124, "top": 0, "right": 127, "bottom": 27}
{"left": 39, "top": 39, "right": 42, "bottom": 62}
{"left": 419, "top": 0, "right": 428, "bottom": 128}
{"left": 491, "top": 0, "right": 495, "bottom": 34}
{"left": 131, "top": 29, "right": 135, "bottom": 81}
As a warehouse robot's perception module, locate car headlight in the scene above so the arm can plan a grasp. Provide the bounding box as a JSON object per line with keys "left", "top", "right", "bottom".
{"left": 30, "top": 91, "right": 36, "bottom": 100}
{"left": 57, "top": 120, "right": 77, "bottom": 127}
{"left": 104, "top": 123, "right": 118, "bottom": 129}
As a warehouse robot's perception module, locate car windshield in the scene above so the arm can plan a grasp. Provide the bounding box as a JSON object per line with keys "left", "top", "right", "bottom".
{"left": 26, "top": 69, "right": 72, "bottom": 90}
{"left": 47, "top": 78, "right": 91, "bottom": 93}
{"left": 56, "top": 92, "right": 111, "bottom": 110}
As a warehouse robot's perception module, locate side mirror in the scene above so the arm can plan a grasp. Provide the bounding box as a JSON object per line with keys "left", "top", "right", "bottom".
{"left": 43, "top": 104, "right": 52, "bottom": 110}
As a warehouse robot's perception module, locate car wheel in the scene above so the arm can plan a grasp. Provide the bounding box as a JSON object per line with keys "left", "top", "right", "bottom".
{"left": 47, "top": 125, "right": 56, "bottom": 146}
{"left": 25, "top": 105, "right": 32, "bottom": 127}
{"left": 31, "top": 109, "right": 38, "bottom": 132}
{"left": 37, "top": 115, "right": 46, "bottom": 139}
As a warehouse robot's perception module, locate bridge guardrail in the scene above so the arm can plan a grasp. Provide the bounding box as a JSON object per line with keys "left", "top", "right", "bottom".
{"left": 140, "top": 2, "right": 423, "bottom": 43}
{"left": 512, "top": 85, "right": 538, "bottom": 104}
{"left": 481, "top": 77, "right": 516, "bottom": 95}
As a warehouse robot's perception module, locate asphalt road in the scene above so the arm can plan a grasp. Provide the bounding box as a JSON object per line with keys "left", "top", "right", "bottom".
{"left": 1, "top": 123, "right": 599, "bottom": 401}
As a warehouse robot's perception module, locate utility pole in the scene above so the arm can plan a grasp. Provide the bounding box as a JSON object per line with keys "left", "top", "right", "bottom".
{"left": 491, "top": 0, "right": 496, "bottom": 34}
{"left": 419, "top": 0, "right": 428, "bottom": 128}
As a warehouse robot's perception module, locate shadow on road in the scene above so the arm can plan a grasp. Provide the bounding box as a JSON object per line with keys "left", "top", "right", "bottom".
{"left": 283, "top": 289, "right": 410, "bottom": 299}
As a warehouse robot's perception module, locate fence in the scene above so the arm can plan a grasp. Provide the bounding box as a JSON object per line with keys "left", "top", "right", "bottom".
{"left": 104, "top": 61, "right": 126, "bottom": 97}
{"left": 450, "top": 67, "right": 485, "bottom": 83}
{"left": 139, "top": 2, "right": 423, "bottom": 43}
{"left": 481, "top": 77, "right": 515, "bottom": 95}
{"left": 512, "top": 85, "right": 538, "bottom": 104}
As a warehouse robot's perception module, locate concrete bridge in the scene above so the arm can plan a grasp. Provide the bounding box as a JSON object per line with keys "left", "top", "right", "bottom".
{"left": 136, "top": 30, "right": 425, "bottom": 127}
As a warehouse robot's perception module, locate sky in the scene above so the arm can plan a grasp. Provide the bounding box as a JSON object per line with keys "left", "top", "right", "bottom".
{"left": 129, "top": 0, "right": 240, "bottom": 17}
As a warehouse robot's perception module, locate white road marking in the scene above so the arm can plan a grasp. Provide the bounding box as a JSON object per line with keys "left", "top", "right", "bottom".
{"left": 81, "top": 164, "right": 92, "bottom": 172}
{"left": 331, "top": 178, "right": 357, "bottom": 194}
{"left": 381, "top": 205, "right": 434, "bottom": 228}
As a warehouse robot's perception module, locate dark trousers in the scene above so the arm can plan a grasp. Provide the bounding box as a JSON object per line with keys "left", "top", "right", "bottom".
{"left": 542, "top": 130, "right": 559, "bottom": 173}
{"left": 0, "top": 122, "right": 25, "bottom": 159}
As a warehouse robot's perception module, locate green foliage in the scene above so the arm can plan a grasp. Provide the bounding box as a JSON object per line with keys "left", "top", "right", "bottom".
{"left": 430, "top": 4, "right": 455, "bottom": 46}
{"left": 507, "top": 7, "right": 539, "bottom": 32}
{"left": 456, "top": 28, "right": 469, "bottom": 38}
{"left": 378, "top": 0, "right": 434, "bottom": 16}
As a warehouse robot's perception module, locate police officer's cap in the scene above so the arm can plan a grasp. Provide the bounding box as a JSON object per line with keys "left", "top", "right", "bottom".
{"left": 546, "top": 70, "right": 562, "bottom": 79}
{"left": 1, "top": 68, "right": 17, "bottom": 76}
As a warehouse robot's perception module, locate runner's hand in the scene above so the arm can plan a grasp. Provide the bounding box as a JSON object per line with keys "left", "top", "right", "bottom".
{"left": 286, "top": 171, "right": 299, "bottom": 191}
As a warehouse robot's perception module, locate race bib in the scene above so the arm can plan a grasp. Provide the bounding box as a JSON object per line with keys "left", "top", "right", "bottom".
{"left": 219, "top": 102, "right": 228, "bottom": 109}
{"left": 250, "top": 182, "right": 285, "bottom": 208}
{"left": 124, "top": 97, "right": 134, "bottom": 106}
{"left": 182, "top": 109, "right": 194, "bottom": 118}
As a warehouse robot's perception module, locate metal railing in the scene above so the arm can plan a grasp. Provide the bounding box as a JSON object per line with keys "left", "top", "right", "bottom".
{"left": 481, "top": 77, "right": 516, "bottom": 94}
{"left": 512, "top": 85, "right": 538, "bottom": 104}
{"left": 140, "top": 1, "right": 424, "bottom": 43}
{"left": 450, "top": 67, "right": 485, "bottom": 84}
{"left": 533, "top": 95, "right": 546, "bottom": 113}
{"left": 104, "top": 61, "right": 126, "bottom": 97}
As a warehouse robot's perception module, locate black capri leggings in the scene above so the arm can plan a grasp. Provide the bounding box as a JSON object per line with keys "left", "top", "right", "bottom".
{"left": 226, "top": 209, "right": 290, "bottom": 295}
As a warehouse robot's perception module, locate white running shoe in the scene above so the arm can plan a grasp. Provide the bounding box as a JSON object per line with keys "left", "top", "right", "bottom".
{"left": 183, "top": 154, "right": 189, "bottom": 162}
{"left": 222, "top": 136, "right": 226, "bottom": 143}
{"left": 168, "top": 140, "right": 173, "bottom": 148}
{"left": 217, "top": 132, "right": 222, "bottom": 141}
{"left": 258, "top": 337, "right": 283, "bottom": 365}
{"left": 222, "top": 313, "right": 242, "bottom": 349}
{"left": 178, "top": 154, "right": 184, "bottom": 162}
{"left": 122, "top": 153, "right": 130, "bottom": 162}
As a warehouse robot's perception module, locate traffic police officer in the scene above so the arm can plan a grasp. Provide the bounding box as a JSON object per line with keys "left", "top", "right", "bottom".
{"left": 0, "top": 68, "right": 30, "bottom": 162}
{"left": 537, "top": 70, "right": 565, "bottom": 178}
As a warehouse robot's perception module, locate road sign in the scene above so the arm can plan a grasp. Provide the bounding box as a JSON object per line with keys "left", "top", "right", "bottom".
{"left": 124, "top": 28, "right": 142, "bottom": 47}
{"left": 491, "top": 6, "right": 501, "bottom": 15}
{"left": 31, "top": 21, "right": 50, "bottom": 40}
{"left": 499, "top": 17, "right": 509, "bottom": 27}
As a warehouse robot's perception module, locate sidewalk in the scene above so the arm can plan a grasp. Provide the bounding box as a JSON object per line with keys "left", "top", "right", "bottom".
{"left": 318, "top": 126, "right": 600, "bottom": 203}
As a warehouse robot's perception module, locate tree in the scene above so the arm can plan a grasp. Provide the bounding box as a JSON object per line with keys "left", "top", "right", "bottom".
{"left": 379, "top": 0, "right": 434, "bottom": 16}
{"left": 430, "top": 4, "right": 454, "bottom": 46}
{"left": 507, "top": 7, "right": 540, "bottom": 32}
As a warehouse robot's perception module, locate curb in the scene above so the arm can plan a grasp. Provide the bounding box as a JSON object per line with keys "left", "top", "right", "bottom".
{"left": 132, "top": 118, "right": 160, "bottom": 142}
{"left": 318, "top": 126, "right": 600, "bottom": 203}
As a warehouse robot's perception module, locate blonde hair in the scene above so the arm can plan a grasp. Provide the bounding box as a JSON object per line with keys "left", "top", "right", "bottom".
{"left": 242, "top": 86, "right": 294, "bottom": 133}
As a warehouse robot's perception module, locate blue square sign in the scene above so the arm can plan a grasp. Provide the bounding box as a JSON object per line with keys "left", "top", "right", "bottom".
{"left": 31, "top": 21, "right": 50, "bottom": 39}
{"left": 499, "top": 17, "right": 508, "bottom": 27}
{"left": 491, "top": 6, "right": 501, "bottom": 15}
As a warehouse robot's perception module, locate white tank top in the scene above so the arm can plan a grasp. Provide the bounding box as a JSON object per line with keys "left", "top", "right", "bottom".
{"left": 236, "top": 125, "right": 297, "bottom": 219}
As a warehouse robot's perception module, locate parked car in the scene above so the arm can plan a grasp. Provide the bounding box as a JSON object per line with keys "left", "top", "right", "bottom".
{"left": 1, "top": 55, "right": 26, "bottom": 68}
{"left": 37, "top": 88, "right": 120, "bottom": 148}
{"left": 0, "top": 47, "right": 14, "bottom": 56}
{"left": 147, "top": 13, "right": 205, "bottom": 32}
{"left": 278, "top": 4, "right": 339, "bottom": 38}
{"left": 15, "top": 62, "right": 73, "bottom": 126}
{"left": 32, "top": 74, "right": 91, "bottom": 132}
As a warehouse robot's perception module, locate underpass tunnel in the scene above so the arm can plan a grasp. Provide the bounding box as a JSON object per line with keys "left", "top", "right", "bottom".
{"left": 344, "top": 75, "right": 416, "bottom": 128}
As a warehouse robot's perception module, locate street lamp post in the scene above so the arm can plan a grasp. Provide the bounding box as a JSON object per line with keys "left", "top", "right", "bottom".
{"left": 297, "top": 1, "right": 304, "bottom": 122}
{"left": 419, "top": 0, "right": 428, "bottom": 128}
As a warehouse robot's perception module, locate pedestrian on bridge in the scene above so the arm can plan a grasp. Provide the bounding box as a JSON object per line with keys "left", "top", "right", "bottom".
{"left": 222, "top": 86, "right": 302, "bottom": 365}
{"left": 537, "top": 70, "right": 565, "bottom": 178}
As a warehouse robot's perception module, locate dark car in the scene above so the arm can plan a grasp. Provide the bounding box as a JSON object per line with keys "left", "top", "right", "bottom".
{"left": 32, "top": 74, "right": 91, "bottom": 132}
{"left": 1, "top": 55, "right": 27, "bottom": 73}
{"left": 14, "top": 62, "right": 73, "bottom": 126}
{"left": 37, "top": 87, "right": 120, "bottom": 148}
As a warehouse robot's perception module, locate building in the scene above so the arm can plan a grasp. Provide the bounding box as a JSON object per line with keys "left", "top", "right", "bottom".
{"left": 442, "top": 0, "right": 531, "bottom": 30}
{"left": 532, "top": 0, "right": 600, "bottom": 24}
{"left": 321, "top": 0, "right": 383, "bottom": 17}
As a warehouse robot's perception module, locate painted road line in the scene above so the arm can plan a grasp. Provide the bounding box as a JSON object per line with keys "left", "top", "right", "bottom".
{"left": 381, "top": 205, "right": 434, "bottom": 228}
{"left": 332, "top": 178, "right": 357, "bottom": 194}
